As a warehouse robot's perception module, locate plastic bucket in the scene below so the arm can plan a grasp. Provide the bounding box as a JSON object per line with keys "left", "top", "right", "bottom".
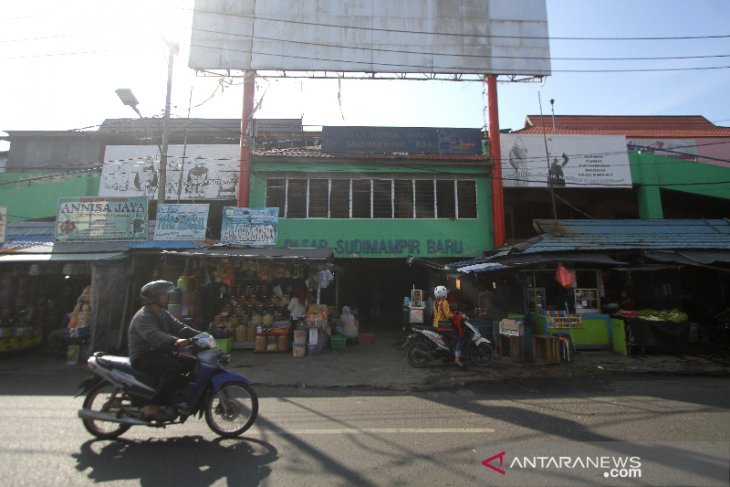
{"left": 217, "top": 338, "right": 232, "bottom": 354}
{"left": 293, "top": 330, "right": 307, "bottom": 345}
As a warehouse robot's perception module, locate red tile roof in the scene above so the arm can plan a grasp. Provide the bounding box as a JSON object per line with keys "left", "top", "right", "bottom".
{"left": 253, "top": 147, "right": 487, "bottom": 161}
{"left": 517, "top": 115, "right": 730, "bottom": 138}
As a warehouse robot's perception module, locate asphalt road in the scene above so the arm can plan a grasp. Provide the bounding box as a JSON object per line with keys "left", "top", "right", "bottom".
{"left": 0, "top": 369, "right": 728, "bottom": 486}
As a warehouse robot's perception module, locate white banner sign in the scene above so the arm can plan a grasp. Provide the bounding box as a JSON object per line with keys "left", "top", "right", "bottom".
{"left": 101, "top": 145, "right": 239, "bottom": 200}
{"left": 500, "top": 134, "right": 632, "bottom": 188}
{"left": 154, "top": 204, "right": 210, "bottom": 241}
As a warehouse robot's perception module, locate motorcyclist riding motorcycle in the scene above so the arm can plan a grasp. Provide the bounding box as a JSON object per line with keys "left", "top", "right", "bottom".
{"left": 128, "top": 280, "right": 200, "bottom": 420}
{"left": 432, "top": 285, "right": 464, "bottom": 367}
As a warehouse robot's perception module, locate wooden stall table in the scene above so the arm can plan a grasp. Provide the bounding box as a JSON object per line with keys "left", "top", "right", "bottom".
{"left": 532, "top": 335, "right": 561, "bottom": 365}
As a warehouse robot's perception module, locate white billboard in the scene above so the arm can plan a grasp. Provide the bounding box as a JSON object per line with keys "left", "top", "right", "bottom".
{"left": 500, "top": 134, "right": 633, "bottom": 188}
{"left": 101, "top": 145, "right": 239, "bottom": 200}
{"left": 189, "top": 0, "right": 551, "bottom": 76}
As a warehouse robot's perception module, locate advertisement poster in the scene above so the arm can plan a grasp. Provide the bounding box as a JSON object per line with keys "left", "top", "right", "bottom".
{"left": 100, "top": 144, "right": 239, "bottom": 200}
{"left": 56, "top": 197, "right": 148, "bottom": 241}
{"left": 0, "top": 207, "right": 6, "bottom": 244}
{"left": 500, "top": 134, "right": 632, "bottom": 188}
{"left": 154, "top": 204, "right": 209, "bottom": 241}
{"left": 221, "top": 207, "right": 278, "bottom": 246}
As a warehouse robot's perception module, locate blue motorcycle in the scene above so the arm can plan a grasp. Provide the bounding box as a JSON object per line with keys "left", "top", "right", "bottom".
{"left": 77, "top": 332, "right": 258, "bottom": 439}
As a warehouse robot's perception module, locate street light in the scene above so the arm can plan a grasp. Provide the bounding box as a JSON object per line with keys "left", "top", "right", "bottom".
{"left": 115, "top": 43, "right": 176, "bottom": 211}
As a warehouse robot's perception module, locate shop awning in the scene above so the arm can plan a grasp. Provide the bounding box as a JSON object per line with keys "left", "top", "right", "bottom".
{"left": 161, "top": 246, "right": 333, "bottom": 261}
{"left": 0, "top": 251, "right": 125, "bottom": 262}
{"left": 455, "top": 253, "right": 627, "bottom": 273}
{"left": 644, "top": 250, "right": 730, "bottom": 266}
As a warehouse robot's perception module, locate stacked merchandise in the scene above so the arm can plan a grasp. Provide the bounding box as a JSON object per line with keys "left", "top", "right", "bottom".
{"left": 305, "top": 304, "right": 329, "bottom": 356}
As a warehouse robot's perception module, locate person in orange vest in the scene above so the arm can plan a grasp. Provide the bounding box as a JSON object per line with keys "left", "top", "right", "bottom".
{"left": 432, "top": 285, "right": 464, "bottom": 367}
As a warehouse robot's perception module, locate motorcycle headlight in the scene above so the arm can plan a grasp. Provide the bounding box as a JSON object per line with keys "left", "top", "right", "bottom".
{"left": 206, "top": 336, "right": 218, "bottom": 349}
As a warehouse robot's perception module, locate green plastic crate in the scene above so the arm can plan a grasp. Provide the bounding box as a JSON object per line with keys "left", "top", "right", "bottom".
{"left": 330, "top": 335, "right": 347, "bottom": 349}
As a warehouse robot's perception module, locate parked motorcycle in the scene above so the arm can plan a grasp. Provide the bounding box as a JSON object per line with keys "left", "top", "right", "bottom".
{"left": 404, "top": 315, "right": 494, "bottom": 367}
{"left": 77, "top": 332, "right": 258, "bottom": 439}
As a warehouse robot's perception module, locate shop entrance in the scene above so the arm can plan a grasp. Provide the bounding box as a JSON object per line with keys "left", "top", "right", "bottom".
{"left": 333, "top": 259, "right": 432, "bottom": 330}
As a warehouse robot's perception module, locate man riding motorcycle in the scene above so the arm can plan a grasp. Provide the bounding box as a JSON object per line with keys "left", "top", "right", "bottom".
{"left": 128, "top": 280, "right": 200, "bottom": 420}
{"left": 432, "top": 285, "right": 464, "bottom": 367}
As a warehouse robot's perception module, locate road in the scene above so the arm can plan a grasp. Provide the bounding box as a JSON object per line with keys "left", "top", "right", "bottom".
{"left": 0, "top": 368, "right": 728, "bottom": 486}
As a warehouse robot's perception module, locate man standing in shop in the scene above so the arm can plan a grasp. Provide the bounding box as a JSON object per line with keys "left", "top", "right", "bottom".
{"left": 128, "top": 280, "right": 200, "bottom": 420}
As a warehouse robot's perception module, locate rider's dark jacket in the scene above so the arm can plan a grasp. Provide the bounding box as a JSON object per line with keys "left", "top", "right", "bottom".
{"left": 128, "top": 306, "right": 198, "bottom": 361}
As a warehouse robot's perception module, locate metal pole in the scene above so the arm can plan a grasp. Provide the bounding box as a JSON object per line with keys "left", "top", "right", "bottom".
{"left": 237, "top": 71, "right": 256, "bottom": 207}
{"left": 159, "top": 44, "right": 176, "bottom": 210}
{"left": 486, "top": 75, "right": 505, "bottom": 248}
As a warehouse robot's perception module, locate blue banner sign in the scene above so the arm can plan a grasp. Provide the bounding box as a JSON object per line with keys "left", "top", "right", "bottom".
{"left": 154, "top": 204, "right": 209, "bottom": 240}
{"left": 322, "top": 126, "right": 483, "bottom": 154}
{"left": 221, "top": 207, "right": 279, "bottom": 246}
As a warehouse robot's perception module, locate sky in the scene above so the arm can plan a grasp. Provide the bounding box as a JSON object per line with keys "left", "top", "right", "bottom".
{"left": 1, "top": 0, "right": 729, "bottom": 149}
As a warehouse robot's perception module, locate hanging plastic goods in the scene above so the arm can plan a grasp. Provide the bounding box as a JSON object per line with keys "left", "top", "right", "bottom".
{"left": 177, "top": 275, "right": 189, "bottom": 292}
{"left": 235, "top": 324, "right": 247, "bottom": 342}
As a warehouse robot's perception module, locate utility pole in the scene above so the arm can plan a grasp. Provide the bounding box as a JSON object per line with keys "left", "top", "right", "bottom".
{"left": 159, "top": 42, "right": 178, "bottom": 208}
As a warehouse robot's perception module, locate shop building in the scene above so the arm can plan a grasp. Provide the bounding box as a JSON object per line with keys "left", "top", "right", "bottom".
{"left": 246, "top": 127, "right": 492, "bottom": 327}
{"left": 503, "top": 115, "right": 730, "bottom": 241}
{"left": 452, "top": 219, "right": 730, "bottom": 358}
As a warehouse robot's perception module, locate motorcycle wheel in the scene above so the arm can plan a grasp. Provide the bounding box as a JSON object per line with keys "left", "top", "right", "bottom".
{"left": 470, "top": 342, "right": 494, "bottom": 367}
{"left": 405, "top": 339, "right": 431, "bottom": 368}
{"left": 81, "top": 381, "right": 132, "bottom": 440}
{"left": 205, "top": 382, "right": 259, "bottom": 438}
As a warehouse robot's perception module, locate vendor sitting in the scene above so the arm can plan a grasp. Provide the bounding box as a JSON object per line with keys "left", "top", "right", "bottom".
{"left": 620, "top": 289, "right": 636, "bottom": 310}
{"left": 336, "top": 306, "right": 359, "bottom": 342}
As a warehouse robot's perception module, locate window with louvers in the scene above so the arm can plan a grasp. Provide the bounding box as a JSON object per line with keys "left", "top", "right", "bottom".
{"left": 330, "top": 179, "right": 350, "bottom": 218}
{"left": 265, "top": 178, "right": 286, "bottom": 214}
{"left": 286, "top": 180, "right": 307, "bottom": 218}
{"left": 457, "top": 180, "right": 477, "bottom": 218}
{"left": 415, "top": 180, "right": 435, "bottom": 218}
{"left": 394, "top": 179, "right": 414, "bottom": 218}
{"left": 436, "top": 180, "right": 456, "bottom": 218}
{"left": 266, "top": 176, "right": 476, "bottom": 220}
{"left": 372, "top": 179, "right": 393, "bottom": 218}
{"left": 308, "top": 179, "right": 328, "bottom": 218}
{"left": 351, "top": 179, "right": 371, "bottom": 218}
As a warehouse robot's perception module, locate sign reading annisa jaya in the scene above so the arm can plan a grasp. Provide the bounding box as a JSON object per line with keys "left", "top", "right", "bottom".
{"left": 56, "top": 197, "right": 148, "bottom": 241}
{"left": 500, "top": 134, "right": 633, "bottom": 188}
{"left": 189, "top": 0, "right": 551, "bottom": 76}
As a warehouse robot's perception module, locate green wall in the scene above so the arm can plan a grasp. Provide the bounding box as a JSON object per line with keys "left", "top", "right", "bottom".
{"left": 630, "top": 152, "right": 730, "bottom": 219}
{"left": 249, "top": 160, "right": 494, "bottom": 258}
{"left": 0, "top": 172, "right": 100, "bottom": 221}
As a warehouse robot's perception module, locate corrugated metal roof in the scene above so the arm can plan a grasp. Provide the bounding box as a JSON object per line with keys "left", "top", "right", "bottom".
{"left": 528, "top": 219, "right": 730, "bottom": 253}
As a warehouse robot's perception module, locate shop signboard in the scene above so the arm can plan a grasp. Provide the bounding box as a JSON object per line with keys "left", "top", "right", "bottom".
{"left": 322, "top": 127, "right": 483, "bottom": 155}
{"left": 56, "top": 197, "right": 148, "bottom": 241}
{"left": 500, "top": 134, "right": 632, "bottom": 188}
{"left": 154, "top": 204, "right": 209, "bottom": 241}
{"left": 100, "top": 145, "right": 239, "bottom": 200}
{"left": 221, "top": 207, "right": 278, "bottom": 246}
{"left": 0, "top": 206, "right": 6, "bottom": 243}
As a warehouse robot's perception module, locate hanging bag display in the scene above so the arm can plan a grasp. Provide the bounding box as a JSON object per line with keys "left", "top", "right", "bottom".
{"left": 555, "top": 262, "right": 577, "bottom": 289}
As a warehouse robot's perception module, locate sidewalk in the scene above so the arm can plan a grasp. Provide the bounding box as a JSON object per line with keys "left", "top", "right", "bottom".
{"left": 2, "top": 332, "right": 729, "bottom": 390}
{"left": 224, "top": 331, "right": 730, "bottom": 391}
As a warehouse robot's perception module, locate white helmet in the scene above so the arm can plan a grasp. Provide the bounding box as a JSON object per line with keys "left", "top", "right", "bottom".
{"left": 434, "top": 285, "right": 448, "bottom": 299}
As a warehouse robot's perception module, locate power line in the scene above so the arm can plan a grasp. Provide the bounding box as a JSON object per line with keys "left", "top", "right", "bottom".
{"left": 187, "top": 25, "right": 730, "bottom": 63}
{"left": 187, "top": 5, "right": 730, "bottom": 42}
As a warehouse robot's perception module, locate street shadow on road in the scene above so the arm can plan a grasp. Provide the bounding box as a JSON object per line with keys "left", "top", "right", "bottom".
{"left": 73, "top": 435, "right": 277, "bottom": 487}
